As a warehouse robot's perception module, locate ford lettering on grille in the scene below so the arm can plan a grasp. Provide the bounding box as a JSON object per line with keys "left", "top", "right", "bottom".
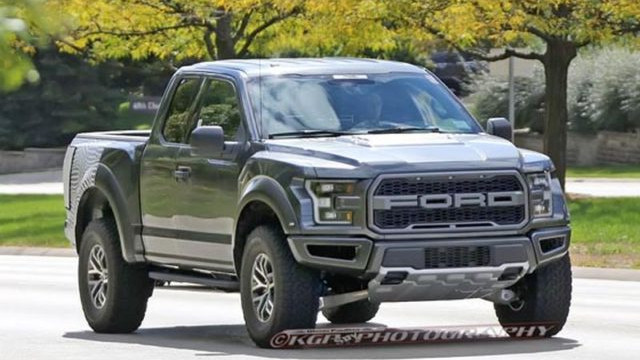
{"left": 369, "top": 172, "right": 528, "bottom": 232}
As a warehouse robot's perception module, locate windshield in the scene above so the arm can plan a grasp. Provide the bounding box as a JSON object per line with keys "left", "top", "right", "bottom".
{"left": 247, "top": 72, "right": 481, "bottom": 138}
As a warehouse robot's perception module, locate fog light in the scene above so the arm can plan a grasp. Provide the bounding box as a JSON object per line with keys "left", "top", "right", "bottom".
{"left": 320, "top": 210, "right": 353, "bottom": 222}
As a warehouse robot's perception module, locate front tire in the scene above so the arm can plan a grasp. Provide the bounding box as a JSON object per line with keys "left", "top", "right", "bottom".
{"left": 78, "top": 219, "right": 154, "bottom": 333}
{"left": 240, "top": 225, "right": 321, "bottom": 348}
{"left": 494, "top": 254, "right": 572, "bottom": 337}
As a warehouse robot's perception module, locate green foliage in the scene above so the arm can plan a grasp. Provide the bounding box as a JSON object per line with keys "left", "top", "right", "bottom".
{"left": 0, "top": 0, "right": 59, "bottom": 91}
{"left": 469, "top": 47, "right": 640, "bottom": 134}
{"left": 569, "top": 48, "right": 640, "bottom": 133}
{"left": 0, "top": 47, "right": 166, "bottom": 149}
{"left": 468, "top": 71, "right": 545, "bottom": 132}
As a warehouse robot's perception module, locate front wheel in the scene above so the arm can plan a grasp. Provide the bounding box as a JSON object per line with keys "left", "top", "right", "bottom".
{"left": 494, "top": 254, "right": 572, "bottom": 337}
{"left": 78, "top": 219, "right": 154, "bottom": 333}
{"left": 240, "top": 225, "right": 321, "bottom": 348}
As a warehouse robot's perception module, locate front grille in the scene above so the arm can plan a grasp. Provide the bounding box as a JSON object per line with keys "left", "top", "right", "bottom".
{"left": 371, "top": 172, "right": 527, "bottom": 231}
{"left": 424, "top": 246, "right": 491, "bottom": 268}
{"left": 374, "top": 206, "right": 525, "bottom": 229}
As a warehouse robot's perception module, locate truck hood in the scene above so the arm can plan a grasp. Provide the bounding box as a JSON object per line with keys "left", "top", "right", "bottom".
{"left": 265, "top": 133, "right": 550, "bottom": 177}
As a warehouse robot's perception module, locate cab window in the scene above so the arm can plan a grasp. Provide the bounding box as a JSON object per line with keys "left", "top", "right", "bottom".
{"left": 190, "top": 79, "right": 243, "bottom": 141}
{"left": 162, "top": 78, "right": 201, "bottom": 143}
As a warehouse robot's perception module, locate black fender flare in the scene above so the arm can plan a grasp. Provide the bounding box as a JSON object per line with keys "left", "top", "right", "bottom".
{"left": 234, "top": 175, "right": 299, "bottom": 240}
{"left": 90, "top": 164, "right": 144, "bottom": 263}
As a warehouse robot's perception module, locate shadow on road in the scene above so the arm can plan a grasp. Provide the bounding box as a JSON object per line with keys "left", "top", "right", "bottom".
{"left": 64, "top": 324, "right": 580, "bottom": 358}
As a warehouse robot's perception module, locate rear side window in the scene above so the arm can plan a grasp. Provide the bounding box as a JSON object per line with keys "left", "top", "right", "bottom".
{"left": 162, "top": 78, "right": 201, "bottom": 143}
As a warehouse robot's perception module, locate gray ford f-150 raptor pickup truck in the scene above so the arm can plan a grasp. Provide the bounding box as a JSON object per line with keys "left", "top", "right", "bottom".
{"left": 63, "top": 58, "right": 571, "bottom": 348}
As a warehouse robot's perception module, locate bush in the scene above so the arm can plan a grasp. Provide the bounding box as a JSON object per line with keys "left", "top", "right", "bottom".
{"left": 0, "top": 48, "right": 170, "bottom": 150}
{"left": 468, "top": 47, "right": 640, "bottom": 134}
{"left": 468, "top": 70, "right": 545, "bottom": 132}
{"left": 569, "top": 48, "right": 640, "bottom": 133}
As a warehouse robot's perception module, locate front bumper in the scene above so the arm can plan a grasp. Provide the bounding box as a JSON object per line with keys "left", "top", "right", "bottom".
{"left": 287, "top": 226, "right": 570, "bottom": 302}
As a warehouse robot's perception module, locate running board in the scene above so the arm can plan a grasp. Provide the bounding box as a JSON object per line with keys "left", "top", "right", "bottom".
{"left": 149, "top": 270, "right": 239, "bottom": 291}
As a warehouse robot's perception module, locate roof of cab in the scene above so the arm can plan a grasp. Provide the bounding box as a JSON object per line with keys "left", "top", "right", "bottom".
{"left": 178, "top": 58, "right": 425, "bottom": 77}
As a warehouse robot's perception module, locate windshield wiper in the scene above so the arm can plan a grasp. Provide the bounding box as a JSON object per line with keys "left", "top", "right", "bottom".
{"left": 366, "top": 126, "right": 441, "bottom": 134}
{"left": 269, "top": 130, "right": 356, "bottom": 139}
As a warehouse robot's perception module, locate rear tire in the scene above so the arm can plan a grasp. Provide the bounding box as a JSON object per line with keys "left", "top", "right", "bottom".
{"left": 322, "top": 299, "right": 380, "bottom": 324}
{"left": 240, "top": 225, "right": 321, "bottom": 348}
{"left": 78, "top": 219, "right": 154, "bottom": 333}
{"left": 494, "top": 254, "right": 572, "bottom": 337}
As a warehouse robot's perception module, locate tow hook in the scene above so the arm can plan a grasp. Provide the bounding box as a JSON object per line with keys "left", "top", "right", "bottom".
{"left": 483, "top": 289, "right": 518, "bottom": 305}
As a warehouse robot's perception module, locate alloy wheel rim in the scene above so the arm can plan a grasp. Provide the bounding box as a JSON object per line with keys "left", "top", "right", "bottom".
{"left": 87, "top": 244, "right": 108, "bottom": 309}
{"left": 251, "top": 253, "right": 275, "bottom": 322}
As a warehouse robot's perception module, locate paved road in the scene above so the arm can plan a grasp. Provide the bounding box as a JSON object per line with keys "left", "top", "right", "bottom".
{"left": 1, "top": 255, "right": 639, "bottom": 360}
{"left": 1, "top": 170, "right": 640, "bottom": 197}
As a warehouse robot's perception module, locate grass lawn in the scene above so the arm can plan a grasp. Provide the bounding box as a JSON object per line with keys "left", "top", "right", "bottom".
{"left": 0, "top": 194, "right": 639, "bottom": 268}
{"left": 568, "top": 197, "right": 640, "bottom": 268}
{"left": 0, "top": 195, "right": 67, "bottom": 247}
{"left": 567, "top": 165, "right": 640, "bottom": 179}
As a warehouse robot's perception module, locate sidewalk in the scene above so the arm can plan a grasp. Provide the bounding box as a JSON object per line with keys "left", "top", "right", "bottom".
{"left": 565, "top": 178, "right": 640, "bottom": 197}
{"left": 1, "top": 170, "right": 640, "bottom": 197}
{"left": 0, "top": 169, "right": 63, "bottom": 194}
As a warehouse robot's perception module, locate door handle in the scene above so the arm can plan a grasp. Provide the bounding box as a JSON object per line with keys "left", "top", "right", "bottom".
{"left": 173, "top": 166, "right": 191, "bottom": 182}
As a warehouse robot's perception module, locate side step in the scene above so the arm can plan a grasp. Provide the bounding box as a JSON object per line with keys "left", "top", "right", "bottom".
{"left": 149, "top": 269, "right": 240, "bottom": 291}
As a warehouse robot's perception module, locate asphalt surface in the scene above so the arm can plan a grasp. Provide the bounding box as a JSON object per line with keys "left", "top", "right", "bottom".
{"left": 1, "top": 255, "right": 639, "bottom": 360}
{"left": 2, "top": 170, "right": 640, "bottom": 197}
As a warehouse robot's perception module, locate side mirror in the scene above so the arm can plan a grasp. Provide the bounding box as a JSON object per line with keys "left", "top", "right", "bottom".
{"left": 190, "top": 126, "right": 224, "bottom": 157}
{"left": 486, "top": 117, "right": 513, "bottom": 142}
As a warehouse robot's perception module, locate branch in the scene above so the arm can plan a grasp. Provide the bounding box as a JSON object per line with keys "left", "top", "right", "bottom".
{"left": 52, "top": 36, "right": 86, "bottom": 53}
{"left": 458, "top": 47, "right": 544, "bottom": 62}
{"left": 203, "top": 30, "right": 216, "bottom": 60}
{"left": 233, "top": 11, "right": 253, "bottom": 42}
{"left": 81, "top": 24, "right": 201, "bottom": 37}
{"left": 525, "top": 26, "right": 551, "bottom": 41}
{"left": 613, "top": 23, "right": 640, "bottom": 36}
{"left": 236, "top": 8, "right": 300, "bottom": 57}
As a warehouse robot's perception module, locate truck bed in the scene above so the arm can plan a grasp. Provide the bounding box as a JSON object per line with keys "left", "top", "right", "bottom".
{"left": 75, "top": 130, "right": 151, "bottom": 142}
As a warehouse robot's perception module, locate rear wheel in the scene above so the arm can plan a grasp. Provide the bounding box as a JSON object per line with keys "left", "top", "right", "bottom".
{"left": 78, "top": 219, "right": 154, "bottom": 333}
{"left": 494, "top": 254, "right": 572, "bottom": 337}
{"left": 240, "top": 225, "right": 321, "bottom": 348}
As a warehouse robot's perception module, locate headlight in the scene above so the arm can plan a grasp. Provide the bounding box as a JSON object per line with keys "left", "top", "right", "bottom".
{"left": 527, "top": 172, "right": 553, "bottom": 217}
{"left": 306, "top": 180, "right": 360, "bottom": 224}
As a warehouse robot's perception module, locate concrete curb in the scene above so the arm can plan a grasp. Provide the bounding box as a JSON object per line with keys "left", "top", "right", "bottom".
{"left": 572, "top": 266, "right": 640, "bottom": 282}
{"left": 1, "top": 247, "right": 639, "bottom": 282}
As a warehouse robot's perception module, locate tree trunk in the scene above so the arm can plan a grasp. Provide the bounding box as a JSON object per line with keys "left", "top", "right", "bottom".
{"left": 215, "top": 13, "right": 237, "bottom": 59}
{"left": 542, "top": 40, "right": 576, "bottom": 189}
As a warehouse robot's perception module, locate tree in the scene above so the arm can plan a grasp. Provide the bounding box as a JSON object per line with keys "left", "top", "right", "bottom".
{"left": 0, "top": 0, "right": 59, "bottom": 91}
{"left": 57, "top": 0, "right": 395, "bottom": 61}
{"left": 0, "top": 47, "right": 168, "bottom": 149}
{"left": 405, "top": 0, "right": 640, "bottom": 187}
